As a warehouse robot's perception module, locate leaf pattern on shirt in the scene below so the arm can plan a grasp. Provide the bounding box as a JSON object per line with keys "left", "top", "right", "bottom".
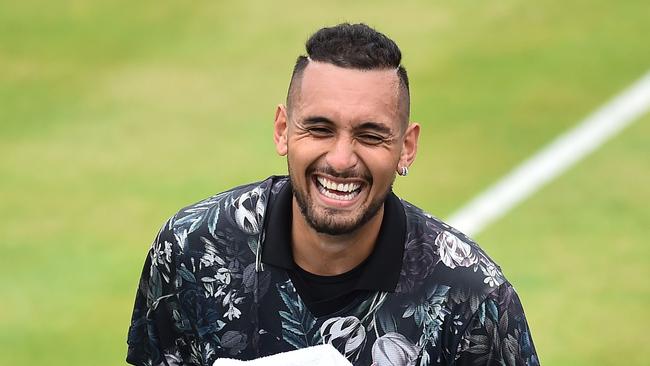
{"left": 276, "top": 280, "right": 320, "bottom": 349}
{"left": 399, "top": 284, "right": 450, "bottom": 366}
{"left": 127, "top": 177, "right": 539, "bottom": 366}
{"left": 455, "top": 284, "right": 540, "bottom": 366}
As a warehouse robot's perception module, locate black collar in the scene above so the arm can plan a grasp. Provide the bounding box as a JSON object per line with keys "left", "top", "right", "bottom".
{"left": 261, "top": 180, "right": 406, "bottom": 292}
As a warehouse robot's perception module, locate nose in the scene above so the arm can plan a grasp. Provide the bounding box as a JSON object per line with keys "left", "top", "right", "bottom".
{"left": 325, "top": 135, "right": 359, "bottom": 173}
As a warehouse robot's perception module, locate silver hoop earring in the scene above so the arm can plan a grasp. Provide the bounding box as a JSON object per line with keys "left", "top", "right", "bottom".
{"left": 400, "top": 166, "right": 409, "bottom": 176}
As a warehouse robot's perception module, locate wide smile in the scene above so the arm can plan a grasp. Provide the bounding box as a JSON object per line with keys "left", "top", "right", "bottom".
{"left": 312, "top": 175, "right": 365, "bottom": 206}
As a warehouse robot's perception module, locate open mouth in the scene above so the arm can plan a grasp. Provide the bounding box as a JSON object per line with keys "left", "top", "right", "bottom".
{"left": 314, "top": 175, "right": 364, "bottom": 201}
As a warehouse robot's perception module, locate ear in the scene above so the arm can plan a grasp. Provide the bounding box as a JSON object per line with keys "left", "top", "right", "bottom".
{"left": 274, "top": 104, "right": 289, "bottom": 156}
{"left": 397, "top": 122, "right": 420, "bottom": 172}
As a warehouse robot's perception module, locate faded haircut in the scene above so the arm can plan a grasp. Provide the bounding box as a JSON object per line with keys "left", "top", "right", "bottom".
{"left": 286, "top": 23, "right": 410, "bottom": 125}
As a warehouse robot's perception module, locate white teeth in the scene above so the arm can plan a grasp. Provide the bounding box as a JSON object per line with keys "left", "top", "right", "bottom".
{"left": 316, "top": 177, "right": 361, "bottom": 193}
{"left": 318, "top": 185, "right": 357, "bottom": 201}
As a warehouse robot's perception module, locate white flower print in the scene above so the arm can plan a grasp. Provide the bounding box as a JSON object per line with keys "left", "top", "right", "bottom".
{"left": 481, "top": 263, "right": 500, "bottom": 287}
{"left": 150, "top": 240, "right": 174, "bottom": 282}
{"left": 224, "top": 303, "right": 242, "bottom": 321}
{"left": 215, "top": 267, "right": 231, "bottom": 285}
{"left": 371, "top": 332, "right": 418, "bottom": 366}
{"left": 200, "top": 239, "right": 225, "bottom": 268}
{"left": 152, "top": 240, "right": 173, "bottom": 266}
{"left": 436, "top": 231, "right": 479, "bottom": 269}
{"left": 215, "top": 284, "right": 227, "bottom": 298}
{"left": 231, "top": 187, "right": 266, "bottom": 235}
{"left": 222, "top": 290, "right": 244, "bottom": 321}
{"left": 127, "top": 178, "right": 540, "bottom": 365}
{"left": 201, "top": 268, "right": 232, "bottom": 298}
{"left": 320, "top": 316, "right": 366, "bottom": 360}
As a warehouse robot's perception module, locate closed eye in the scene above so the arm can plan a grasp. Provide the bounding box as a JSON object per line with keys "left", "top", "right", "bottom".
{"left": 357, "top": 134, "right": 387, "bottom": 145}
{"left": 307, "top": 127, "right": 333, "bottom": 137}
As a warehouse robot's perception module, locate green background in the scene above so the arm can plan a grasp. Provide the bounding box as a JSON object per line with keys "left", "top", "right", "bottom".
{"left": 1, "top": 1, "right": 648, "bottom": 364}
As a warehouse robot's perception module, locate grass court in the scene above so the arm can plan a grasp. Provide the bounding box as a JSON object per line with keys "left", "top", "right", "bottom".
{"left": 1, "top": 1, "right": 649, "bottom": 364}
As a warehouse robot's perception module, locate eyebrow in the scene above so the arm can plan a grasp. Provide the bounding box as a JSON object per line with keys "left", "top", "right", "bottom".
{"left": 303, "top": 116, "right": 335, "bottom": 126}
{"left": 302, "top": 116, "right": 393, "bottom": 135}
{"left": 355, "top": 121, "right": 393, "bottom": 135}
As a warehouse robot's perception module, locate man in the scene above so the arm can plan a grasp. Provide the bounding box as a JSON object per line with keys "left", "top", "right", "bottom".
{"left": 127, "top": 23, "right": 539, "bottom": 366}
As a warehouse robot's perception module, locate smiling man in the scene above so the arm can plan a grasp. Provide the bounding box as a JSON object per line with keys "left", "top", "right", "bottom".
{"left": 127, "top": 23, "right": 539, "bottom": 366}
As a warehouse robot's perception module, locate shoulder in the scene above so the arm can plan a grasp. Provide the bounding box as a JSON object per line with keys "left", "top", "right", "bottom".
{"left": 396, "top": 199, "right": 506, "bottom": 299}
{"left": 155, "top": 176, "right": 289, "bottom": 261}
{"left": 132, "top": 177, "right": 290, "bottom": 361}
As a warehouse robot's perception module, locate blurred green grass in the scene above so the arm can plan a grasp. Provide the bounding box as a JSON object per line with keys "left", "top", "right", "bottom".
{"left": 479, "top": 115, "right": 650, "bottom": 366}
{"left": 1, "top": 0, "right": 648, "bottom": 364}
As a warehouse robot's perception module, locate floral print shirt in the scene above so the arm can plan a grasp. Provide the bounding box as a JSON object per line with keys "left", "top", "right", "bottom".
{"left": 127, "top": 176, "right": 539, "bottom": 366}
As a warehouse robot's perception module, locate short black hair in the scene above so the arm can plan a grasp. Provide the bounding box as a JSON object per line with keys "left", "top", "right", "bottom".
{"left": 287, "top": 23, "right": 410, "bottom": 123}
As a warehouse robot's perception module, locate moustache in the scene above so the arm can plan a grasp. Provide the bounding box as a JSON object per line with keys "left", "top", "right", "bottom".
{"left": 309, "top": 165, "right": 373, "bottom": 183}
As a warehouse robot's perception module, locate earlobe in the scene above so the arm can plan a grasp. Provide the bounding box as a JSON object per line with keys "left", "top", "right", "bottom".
{"left": 397, "top": 122, "right": 420, "bottom": 173}
{"left": 274, "top": 104, "right": 289, "bottom": 156}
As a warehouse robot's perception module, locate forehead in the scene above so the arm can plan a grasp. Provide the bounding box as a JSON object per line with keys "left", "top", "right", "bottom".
{"left": 293, "top": 62, "right": 401, "bottom": 125}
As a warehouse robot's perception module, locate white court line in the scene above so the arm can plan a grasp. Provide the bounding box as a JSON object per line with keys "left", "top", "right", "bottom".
{"left": 447, "top": 70, "right": 650, "bottom": 238}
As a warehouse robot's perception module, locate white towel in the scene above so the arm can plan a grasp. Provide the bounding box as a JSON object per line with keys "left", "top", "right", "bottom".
{"left": 212, "top": 344, "right": 352, "bottom": 366}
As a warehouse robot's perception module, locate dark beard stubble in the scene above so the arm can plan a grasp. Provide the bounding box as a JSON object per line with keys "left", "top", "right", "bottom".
{"left": 288, "top": 161, "right": 393, "bottom": 236}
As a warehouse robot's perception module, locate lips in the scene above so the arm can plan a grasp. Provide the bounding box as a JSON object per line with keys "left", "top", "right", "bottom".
{"left": 314, "top": 175, "right": 363, "bottom": 202}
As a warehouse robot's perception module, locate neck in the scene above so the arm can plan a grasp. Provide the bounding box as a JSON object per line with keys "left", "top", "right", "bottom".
{"left": 291, "top": 200, "right": 384, "bottom": 276}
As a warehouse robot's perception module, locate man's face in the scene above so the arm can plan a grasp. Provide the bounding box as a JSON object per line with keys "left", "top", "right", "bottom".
{"left": 274, "top": 62, "right": 418, "bottom": 236}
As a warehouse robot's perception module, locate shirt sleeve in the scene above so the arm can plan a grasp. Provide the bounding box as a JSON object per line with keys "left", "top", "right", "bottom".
{"left": 453, "top": 282, "right": 539, "bottom": 366}
{"left": 126, "top": 219, "right": 201, "bottom": 366}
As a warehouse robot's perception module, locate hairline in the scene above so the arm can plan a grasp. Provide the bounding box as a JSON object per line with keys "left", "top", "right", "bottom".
{"left": 286, "top": 59, "right": 411, "bottom": 130}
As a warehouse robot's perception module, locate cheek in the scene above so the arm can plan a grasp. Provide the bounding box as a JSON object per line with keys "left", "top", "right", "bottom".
{"left": 287, "top": 143, "right": 319, "bottom": 177}
{"left": 363, "top": 160, "right": 399, "bottom": 193}
{"left": 361, "top": 148, "right": 400, "bottom": 177}
{"left": 288, "top": 139, "right": 328, "bottom": 163}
